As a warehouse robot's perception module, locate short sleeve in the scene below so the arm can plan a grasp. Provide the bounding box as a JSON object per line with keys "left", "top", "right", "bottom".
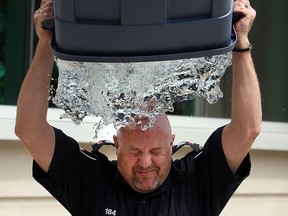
{"left": 32, "top": 127, "right": 115, "bottom": 214}
{"left": 195, "top": 126, "right": 251, "bottom": 215}
{"left": 33, "top": 128, "right": 117, "bottom": 215}
{"left": 32, "top": 127, "right": 83, "bottom": 212}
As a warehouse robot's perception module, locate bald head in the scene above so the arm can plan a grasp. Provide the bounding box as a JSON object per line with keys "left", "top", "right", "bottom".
{"left": 116, "top": 113, "right": 173, "bottom": 142}
{"left": 113, "top": 113, "right": 175, "bottom": 193}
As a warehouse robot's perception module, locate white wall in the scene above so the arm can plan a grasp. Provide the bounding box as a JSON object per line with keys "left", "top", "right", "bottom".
{"left": 1, "top": 141, "right": 288, "bottom": 216}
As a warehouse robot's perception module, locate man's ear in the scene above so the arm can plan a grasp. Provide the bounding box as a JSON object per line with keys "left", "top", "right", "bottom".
{"left": 113, "top": 135, "right": 119, "bottom": 152}
{"left": 170, "top": 134, "right": 176, "bottom": 147}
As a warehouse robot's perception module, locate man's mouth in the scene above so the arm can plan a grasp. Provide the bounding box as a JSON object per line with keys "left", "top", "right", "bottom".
{"left": 136, "top": 170, "right": 155, "bottom": 176}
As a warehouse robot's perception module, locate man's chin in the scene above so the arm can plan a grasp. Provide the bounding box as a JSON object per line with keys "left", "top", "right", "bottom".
{"left": 132, "top": 178, "right": 160, "bottom": 193}
{"left": 133, "top": 185, "right": 158, "bottom": 193}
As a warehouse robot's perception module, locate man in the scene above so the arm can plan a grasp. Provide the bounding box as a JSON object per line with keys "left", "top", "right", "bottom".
{"left": 15, "top": 0, "right": 261, "bottom": 215}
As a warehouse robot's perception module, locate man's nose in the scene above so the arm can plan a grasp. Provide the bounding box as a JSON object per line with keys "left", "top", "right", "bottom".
{"left": 137, "top": 153, "right": 153, "bottom": 169}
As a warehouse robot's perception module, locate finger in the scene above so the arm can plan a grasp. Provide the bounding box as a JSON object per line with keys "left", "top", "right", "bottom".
{"left": 34, "top": 11, "right": 52, "bottom": 31}
{"left": 37, "top": 8, "right": 53, "bottom": 19}
{"left": 234, "top": 1, "right": 249, "bottom": 11}
{"left": 39, "top": 1, "right": 53, "bottom": 14}
{"left": 40, "top": 0, "right": 52, "bottom": 7}
{"left": 34, "top": 0, "right": 53, "bottom": 22}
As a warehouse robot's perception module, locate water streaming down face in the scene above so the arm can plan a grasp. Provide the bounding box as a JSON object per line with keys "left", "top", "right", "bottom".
{"left": 52, "top": 52, "right": 232, "bottom": 136}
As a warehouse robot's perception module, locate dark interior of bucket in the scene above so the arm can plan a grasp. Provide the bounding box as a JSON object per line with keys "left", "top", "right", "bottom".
{"left": 50, "top": 0, "right": 237, "bottom": 62}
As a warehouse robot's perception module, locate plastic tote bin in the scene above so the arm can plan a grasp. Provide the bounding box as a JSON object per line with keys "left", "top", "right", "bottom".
{"left": 50, "top": 0, "right": 237, "bottom": 62}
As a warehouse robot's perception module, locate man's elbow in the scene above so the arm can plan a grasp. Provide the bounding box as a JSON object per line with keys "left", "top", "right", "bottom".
{"left": 231, "top": 119, "right": 262, "bottom": 146}
{"left": 14, "top": 120, "right": 28, "bottom": 143}
{"left": 14, "top": 118, "right": 35, "bottom": 145}
{"left": 247, "top": 121, "right": 262, "bottom": 143}
{"left": 245, "top": 111, "right": 262, "bottom": 143}
{"left": 15, "top": 119, "right": 24, "bottom": 138}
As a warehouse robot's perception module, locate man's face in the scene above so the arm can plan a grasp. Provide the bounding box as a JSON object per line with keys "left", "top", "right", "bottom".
{"left": 114, "top": 115, "right": 174, "bottom": 193}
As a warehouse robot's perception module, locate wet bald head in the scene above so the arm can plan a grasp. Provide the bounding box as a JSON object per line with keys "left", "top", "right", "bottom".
{"left": 113, "top": 113, "right": 175, "bottom": 193}
{"left": 116, "top": 113, "right": 173, "bottom": 142}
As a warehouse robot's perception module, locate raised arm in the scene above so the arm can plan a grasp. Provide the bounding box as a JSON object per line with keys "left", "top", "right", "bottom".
{"left": 222, "top": 0, "right": 262, "bottom": 173}
{"left": 15, "top": 0, "right": 55, "bottom": 173}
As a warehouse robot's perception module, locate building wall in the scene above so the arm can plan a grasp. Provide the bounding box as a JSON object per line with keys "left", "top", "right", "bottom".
{"left": 1, "top": 140, "right": 288, "bottom": 216}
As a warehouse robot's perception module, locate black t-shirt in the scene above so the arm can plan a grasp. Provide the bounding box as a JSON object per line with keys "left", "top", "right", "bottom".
{"left": 33, "top": 126, "right": 251, "bottom": 216}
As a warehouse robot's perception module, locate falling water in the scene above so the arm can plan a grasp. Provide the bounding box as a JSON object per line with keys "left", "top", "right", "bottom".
{"left": 52, "top": 52, "right": 232, "bottom": 136}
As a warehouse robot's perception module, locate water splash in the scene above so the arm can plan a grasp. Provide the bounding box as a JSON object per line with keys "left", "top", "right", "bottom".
{"left": 52, "top": 52, "right": 232, "bottom": 135}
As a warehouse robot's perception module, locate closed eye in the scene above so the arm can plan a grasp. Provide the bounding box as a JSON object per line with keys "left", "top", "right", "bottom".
{"left": 150, "top": 148, "right": 163, "bottom": 156}
{"left": 128, "top": 148, "right": 142, "bottom": 156}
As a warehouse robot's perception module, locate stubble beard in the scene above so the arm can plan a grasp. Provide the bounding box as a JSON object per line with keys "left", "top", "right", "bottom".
{"left": 131, "top": 167, "right": 161, "bottom": 193}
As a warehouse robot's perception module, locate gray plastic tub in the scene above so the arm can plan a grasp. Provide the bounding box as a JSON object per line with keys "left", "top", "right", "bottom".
{"left": 50, "top": 0, "right": 237, "bottom": 62}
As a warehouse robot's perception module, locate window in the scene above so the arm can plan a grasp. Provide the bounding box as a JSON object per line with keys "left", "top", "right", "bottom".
{"left": 0, "top": 0, "right": 34, "bottom": 105}
{"left": 0, "top": 0, "right": 58, "bottom": 106}
{"left": 0, "top": 0, "right": 7, "bottom": 104}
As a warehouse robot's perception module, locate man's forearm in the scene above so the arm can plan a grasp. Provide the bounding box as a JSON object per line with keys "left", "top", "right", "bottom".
{"left": 15, "top": 40, "right": 54, "bottom": 135}
{"left": 231, "top": 51, "right": 262, "bottom": 135}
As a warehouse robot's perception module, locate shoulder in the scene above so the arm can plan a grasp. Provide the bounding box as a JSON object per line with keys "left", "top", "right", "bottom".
{"left": 46, "top": 128, "right": 115, "bottom": 173}
{"left": 172, "top": 141, "right": 203, "bottom": 172}
{"left": 172, "top": 127, "right": 226, "bottom": 171}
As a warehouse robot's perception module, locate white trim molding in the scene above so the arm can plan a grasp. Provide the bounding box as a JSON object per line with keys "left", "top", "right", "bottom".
{"left": 1, "top": 105, "right": 288, "bottom": 151}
